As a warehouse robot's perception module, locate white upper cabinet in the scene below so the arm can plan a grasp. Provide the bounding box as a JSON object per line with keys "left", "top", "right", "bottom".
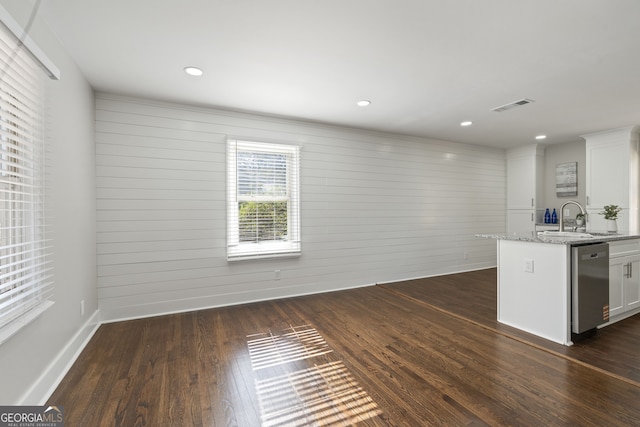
{"left": 584, "top": 127, "right": 635, "bottom": 209}
{"left": 583, "top": 126, "right": 639, "bottom": 233}
{"left": 507, "top": 156, "right": 535, "bottom": 209}
{"left": 507, "top": 144, "right": 544, "bottom": 210}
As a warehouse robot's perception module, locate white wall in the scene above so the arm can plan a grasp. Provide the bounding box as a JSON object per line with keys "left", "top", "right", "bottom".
{"left": 543, "top": 140, "right": 586, "bottom": 218}
{"left": 96, "top": 94, "right": 504, "bottom": 321}
{"left": 0, "top": 1, "right": 97, "bottom": 404}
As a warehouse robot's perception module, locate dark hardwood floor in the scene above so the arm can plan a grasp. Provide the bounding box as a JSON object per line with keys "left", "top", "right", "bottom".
{"left": 381, "top": 268, "right": 640, "bottom": 386}
{"left": 48, "top": 269, "right": 640, "bottom": 426}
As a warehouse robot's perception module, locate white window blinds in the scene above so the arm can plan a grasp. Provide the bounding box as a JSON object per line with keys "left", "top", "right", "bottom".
{"left": 0, "top": 22, "right": 54, "bottom": 342}
{"left": 227, "top": 139, "right": 300, "bottom": 260}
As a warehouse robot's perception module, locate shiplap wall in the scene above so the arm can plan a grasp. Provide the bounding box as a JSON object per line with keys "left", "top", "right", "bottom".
{"left": 96, "top": 94, "right": 505, "bottom": 321}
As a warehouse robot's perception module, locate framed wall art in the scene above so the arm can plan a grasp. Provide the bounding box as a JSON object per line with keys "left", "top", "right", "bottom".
{"left": 556, "top": 162, "right": 577, "bottom": 197}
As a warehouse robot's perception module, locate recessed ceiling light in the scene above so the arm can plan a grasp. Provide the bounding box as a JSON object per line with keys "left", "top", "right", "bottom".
{"left": 460, "top": 121, "right": 473, "bottom": 127}
{"left": 535, "top": 134, "right": 547, "bottom": 140}
{"left": 184, "top": 66, "right": 203, "bottom": 76}
{"left": 356, "top": 100, "right": 371, "bottom": 107}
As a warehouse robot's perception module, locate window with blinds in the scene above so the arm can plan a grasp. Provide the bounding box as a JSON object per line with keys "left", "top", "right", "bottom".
{"left": 227, "top": 139, "right": 300, "bottom": 260}
{"left": 0, "top": 22, "right": 54, "bottom": 343}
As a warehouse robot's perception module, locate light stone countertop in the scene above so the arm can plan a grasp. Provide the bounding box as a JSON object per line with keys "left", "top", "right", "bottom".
{"left": 475, "top": 231, "right": 640, "bottom": 245}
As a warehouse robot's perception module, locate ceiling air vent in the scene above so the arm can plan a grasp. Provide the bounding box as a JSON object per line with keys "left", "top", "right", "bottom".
{"left": 491, "top": 98, "right": 535, "bottom": 113}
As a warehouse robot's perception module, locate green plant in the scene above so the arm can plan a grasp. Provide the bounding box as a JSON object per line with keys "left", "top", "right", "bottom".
{"left": 575, "top": 213, "right": 585, "bottom": 220}
{"left": 599, "top": 204, "right": 622, "bottom": 220}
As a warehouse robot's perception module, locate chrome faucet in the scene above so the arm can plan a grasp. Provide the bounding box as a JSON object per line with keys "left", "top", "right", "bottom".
{"left": 559, "top": 200, "right": 586, "bottom": 232}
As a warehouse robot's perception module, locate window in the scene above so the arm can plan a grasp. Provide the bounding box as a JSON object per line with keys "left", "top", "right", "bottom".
{"left": 0, "top": 22, "right": 54, "bottom": 342}
{"left": 227, "top": 139, "right": 300, "bottom": 260}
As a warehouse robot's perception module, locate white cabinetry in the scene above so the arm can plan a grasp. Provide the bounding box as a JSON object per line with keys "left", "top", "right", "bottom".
{"left": 608, "top": 240, "right": 640, "bottom": 320}
{"left": 583, "top": 126, "right": 639, "bottom": 233}
{"left": 507, "top": 210, "right": 536, "bottom": 234}
{"left": 506, "top": 144, "right": 544, "bottom": 233}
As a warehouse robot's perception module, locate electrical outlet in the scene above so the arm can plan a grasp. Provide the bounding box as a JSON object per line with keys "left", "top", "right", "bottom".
{"left": 80, "top": 300, "right": 85, "bottom": 316}
{"left": 463, "top": 251, "right": 469, "bottom": 260}
{"left": 274, "top": 270, "right": 281, "bottom": 280}
{"left": 564, "top": 208, "right": 570, "bottom": 217}
{"left": 524, "top": 258, "right": 534, "bottom": 273}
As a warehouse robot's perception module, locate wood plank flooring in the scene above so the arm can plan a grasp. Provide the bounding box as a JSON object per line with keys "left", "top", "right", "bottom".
{"left": 48, "top": 269, "right": 640, "bottom": 426}
{"left": 380, "top": 268, "right": 640, "bottom": 386}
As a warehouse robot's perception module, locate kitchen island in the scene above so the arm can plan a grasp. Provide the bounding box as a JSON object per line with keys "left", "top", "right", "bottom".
{"left": 477, "top": 231, "right": 640, "bottom": 345}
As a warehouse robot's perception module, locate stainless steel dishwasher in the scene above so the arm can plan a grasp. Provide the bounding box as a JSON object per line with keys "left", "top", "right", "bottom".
{"left": 572, "top": 243, "right": 610, "bottom": 334}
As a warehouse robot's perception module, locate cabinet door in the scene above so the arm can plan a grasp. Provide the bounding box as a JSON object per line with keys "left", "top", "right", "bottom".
{"left": 507, "top": 156, "right": 535, "bottom": 210}
{"left": 609, "top": 256, "right": 626, "bottom": 318}
{"left": 507, "top": 210, "right": 535, "bottom": 234}
{"left": 625, "top": 256, "right": 640, "bottom": 311}
{"left": 586, "top": 140, "right": 628, "bottom": 209}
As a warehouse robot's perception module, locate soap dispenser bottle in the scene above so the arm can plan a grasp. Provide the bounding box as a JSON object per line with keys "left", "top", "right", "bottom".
{"left": 544, "top": 208, "right": 551, "bottom": 224}
{"left": 551, "top": 208, "right": 558, "bottom": 224}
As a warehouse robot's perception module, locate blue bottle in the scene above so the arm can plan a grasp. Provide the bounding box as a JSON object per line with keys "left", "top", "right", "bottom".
{"left": 544, "top": 208, "right": 550, "bottom": 224}
{"left": 551, "top": 208, "right": 557, "bottom": 224}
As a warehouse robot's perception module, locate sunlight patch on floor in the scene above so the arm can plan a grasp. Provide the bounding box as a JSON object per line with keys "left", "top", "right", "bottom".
{"left": 247, "top": 324, "right": 333, "bottom": 370}
{"left": 247, "top": 325, "right": 382, "bottom": 426}
{"left": 255, "top": 360, "right": 382, "bottom": 426}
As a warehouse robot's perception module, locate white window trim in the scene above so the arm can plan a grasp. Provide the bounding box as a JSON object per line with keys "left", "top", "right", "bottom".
{"left": 227, "top": 139, "right": 301, "bottom": 261}
{"left": 0, "top": 300, "right": 53, "bottom": 345}
{"left": 0, "top": 4, "right": 60, "bottom": 79}
{"left": 0, "top": 19, "right": 54, "bottom": 343}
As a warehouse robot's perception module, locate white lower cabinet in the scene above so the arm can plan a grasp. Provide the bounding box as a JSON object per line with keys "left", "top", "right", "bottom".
{"left": 608, "top": 240, "right": 640, "bottom": 319}
{"left": 609, "top": 257, "right": 625, "bottom": 317}
{"left": 625, "top": 257, "right": 640, "bottom": 311}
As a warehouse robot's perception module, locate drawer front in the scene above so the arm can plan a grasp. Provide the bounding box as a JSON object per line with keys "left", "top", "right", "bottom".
{"left": 609, "top": 239, "right": 640, "bottom": 257}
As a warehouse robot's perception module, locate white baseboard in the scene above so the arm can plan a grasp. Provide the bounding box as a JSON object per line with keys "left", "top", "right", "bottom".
{"left": 600, "top": 306, "right": 640, "bottom": 328}
{"left": 18, "top": 309, "right": 101, "bottom": 405}
{"left": 101, "top": 282, "right": 376, "bottom": 324}
{"left": 101, "top": 265, "right": 498, "bottom": 324}
{"left": 376, "top": 264, "right": 497, "bottom": 285}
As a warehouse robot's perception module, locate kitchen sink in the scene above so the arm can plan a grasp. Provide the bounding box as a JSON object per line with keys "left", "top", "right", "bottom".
{"left": 539, "top": 231, "right": 594, "bottom": 238}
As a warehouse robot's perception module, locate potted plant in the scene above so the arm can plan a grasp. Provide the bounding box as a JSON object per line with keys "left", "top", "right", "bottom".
{"left": 575, "top": 212, "right": 586, "bottom": 227}
{"left": 599, "top": 204, "right": 622, "bottom": 233}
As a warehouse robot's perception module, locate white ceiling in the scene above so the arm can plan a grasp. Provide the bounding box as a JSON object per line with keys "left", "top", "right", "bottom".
{"left": 36, "top": 0, "right": 640, "bottom": 149}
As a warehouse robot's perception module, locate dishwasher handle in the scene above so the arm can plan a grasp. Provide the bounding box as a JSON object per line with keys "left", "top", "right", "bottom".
{"left": 581, "top": 250, "right": 608, "bottom": 260}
